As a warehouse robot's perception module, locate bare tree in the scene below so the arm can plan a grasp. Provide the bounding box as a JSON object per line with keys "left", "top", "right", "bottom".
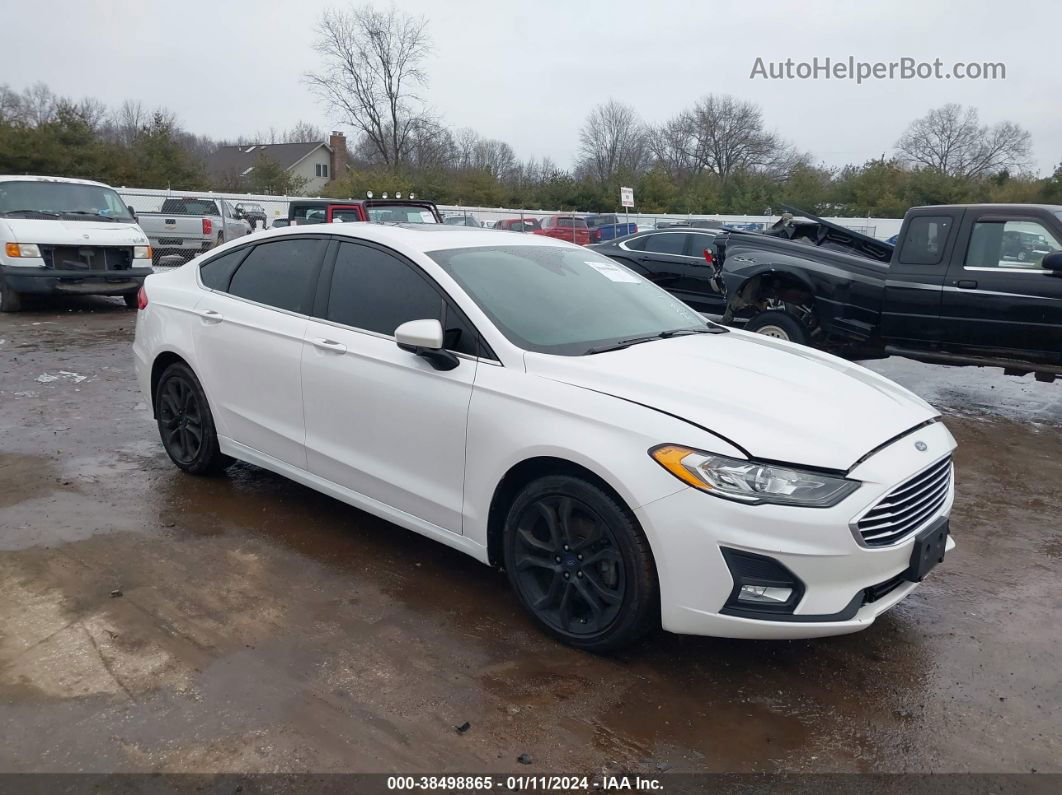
{"left": 896, "top": 104, "right": 1032, "bottom": 178}
{"left": 20, "top": 82, "right": 57, "bottom": 126}
{"left": 306, "top": 4, "right": 431, "bottom": 167}
{"left": 576, "top": 100, "right": 650, "bottom": 183}
{"left": 0, "top": 84, "right": 24, "bottom": 125}
{"left": 685, "top": 95, "right": 797, "bottom": 179}
{"left": 110, "top": 100, "right": 147, "bottom": 146}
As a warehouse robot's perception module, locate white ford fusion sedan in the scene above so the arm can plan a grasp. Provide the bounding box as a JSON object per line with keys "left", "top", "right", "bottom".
{"left": 133, "top": 223, "right": 956, "bottom": 651}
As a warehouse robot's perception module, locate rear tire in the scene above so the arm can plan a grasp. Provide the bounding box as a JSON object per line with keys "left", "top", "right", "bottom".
{"left": 503, "top": 475, "right": 657, "bottom": 652}
{"left": 744, "top": 310, "right": 809, "bottom": 345}
{"left": 0, "top": 279, "right": 22, "bottom": 313}
{"left": 155, "top": 362, "right": 232, "bottom": 475}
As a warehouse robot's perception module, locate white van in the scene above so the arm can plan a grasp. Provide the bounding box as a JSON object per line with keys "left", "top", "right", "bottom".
{"left": 0, "top": 175, "right": 154, "bottom": 312}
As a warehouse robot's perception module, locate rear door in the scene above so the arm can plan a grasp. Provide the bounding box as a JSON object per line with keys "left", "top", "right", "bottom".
{"left": 326, "top": 205, "right": 366, "bottom": 223}
{"left": 880, "top": 212, "right": 959, "bottom": 344}
{"left": 621, "top": 231, "right": 724, "bottom": 313}
{"left": 192, "top": 236, "right": 327, "bottom": 467}
{"left": 301, "top": 240, "right": 481, "bottom": 533}
{"left": 941, "top": 211, "right": 1062, "bottom": 360}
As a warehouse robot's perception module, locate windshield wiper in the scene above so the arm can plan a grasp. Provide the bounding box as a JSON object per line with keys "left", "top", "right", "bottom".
{"left": 62, "top": 211, "right": 119, "bottom": 221}
{"left": 0, "top": 209, "right": 61, "bottom": 217}
{"left": 585, "top": 325, "right": 725, "bottom": 355}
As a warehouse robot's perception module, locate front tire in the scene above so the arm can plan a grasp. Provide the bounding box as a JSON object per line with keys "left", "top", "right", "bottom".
{"left": 0, "top": 279, "right": 22, "bottom": 312}
{"left": 123, "top": 291, "right": 139, "bottom": 308}
{"left": 155, "top": 362, "right": 231, "bottom": 474}
{"left": 744, "top": 310, "right": 809, "bottom": 345}
{"left": 503, "top": 475, "right": 657, "bottom": 652}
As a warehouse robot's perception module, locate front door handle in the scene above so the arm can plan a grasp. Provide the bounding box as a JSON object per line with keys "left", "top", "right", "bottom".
{"left": 956, "top": 280, "right": 978, "bottom": 289}
{"left": 311, "top": 337, "right": 347, "bottom": 354}
{"left": 195, "top": 309, "right": 223, "bottom": 323}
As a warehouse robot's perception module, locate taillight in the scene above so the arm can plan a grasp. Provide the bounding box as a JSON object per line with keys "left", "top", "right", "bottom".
{"left": 202, "top": 218, "right": 213, "bottom": 236}
{"left": 703, "top": 249, "right": 714, "bottom": 266}
{"left": 591, "top": 229, "right": 601, "bottom": 242}
{"left": 136, "top": 286, "right": 148, "bottom": 310}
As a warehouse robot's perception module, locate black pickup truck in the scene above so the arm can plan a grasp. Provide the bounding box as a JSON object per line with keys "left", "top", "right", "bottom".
{"left": 712, "top": 204, "right": 1062, "bottom": 381}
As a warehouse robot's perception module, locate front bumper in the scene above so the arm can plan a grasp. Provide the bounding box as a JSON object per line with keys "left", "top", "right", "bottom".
{"left": 1, "top": 265, "right": 153, "bottom": 296}
{"left": 636, "top": 420, "right": 957, "bottom": 640}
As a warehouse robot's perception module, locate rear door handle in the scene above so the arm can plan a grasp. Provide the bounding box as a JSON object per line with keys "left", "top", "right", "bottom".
{"left": 311, "top": 337, "right": 347, "bottom": 354}
{"left": 956, "top": 280, "right": 978, "bottom": 289}
{"left": 195, "top": 309, "right": 223, "bottom": 323}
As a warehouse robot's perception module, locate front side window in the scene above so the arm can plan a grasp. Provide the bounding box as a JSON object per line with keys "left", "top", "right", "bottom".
{"left": 966, "top": 219, "right": 1062, "bottom": 269}
{"left": 898, "top": 216, "right": 952, "bottom": 265}
{"left": 644, "top": 233, "right": 688, "bottom": 255}
{"left": 325, "top": 242, "right": 479, "bottom": 355}
{"left": 429, "top": 245, "right": 709, "bottom": 356}
{"left": 326, "top": 243, "right": 441, "bottom": 335}
{"left": 226, "top": 238, "right": 323, "bottom": 313}
{"left": 0, "top": 180, "right": 134, "bottom": 222}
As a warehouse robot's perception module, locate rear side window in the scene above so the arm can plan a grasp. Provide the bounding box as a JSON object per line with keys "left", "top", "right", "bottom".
{"left": 898, "top": 217, "right": 952, "bottom": 265}
{"left": 227, "top": 238, "right": 323, "bottom": 313}
{"left": 644, "top": 233, "right": 688, "bottom": 255}
{"left": 199, "top": 248, "right": 246, "bottom": 291}
{"left": 622, "top": 236, "right": 648, "bottom": 251}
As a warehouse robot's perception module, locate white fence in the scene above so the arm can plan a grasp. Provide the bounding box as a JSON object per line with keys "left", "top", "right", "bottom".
{"left": 116, "top": 186, "right": 904, "bottom": 241}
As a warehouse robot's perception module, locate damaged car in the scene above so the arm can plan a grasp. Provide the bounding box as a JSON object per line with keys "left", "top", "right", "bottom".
{"left": 713, "top": 203, "right": 1062, "bottom": 381}
{"left": 134, "top": 224, "right": 956, "bottom": 651}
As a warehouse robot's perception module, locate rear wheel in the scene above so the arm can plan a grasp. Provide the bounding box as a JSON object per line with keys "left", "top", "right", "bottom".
{"left": 503, "top": 475, "right": 657, "bottom": 652}
{"left": 155, "top": 362, "right": 231, "bottom": 474}
{"left": 0, "top": 279, "right": 22, "bottom": 313}
{"left": 744, "top": 310, "right": 809, "bottom": 345}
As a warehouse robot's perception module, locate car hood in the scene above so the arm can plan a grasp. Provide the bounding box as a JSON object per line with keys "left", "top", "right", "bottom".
{"left": 1, "top": 218, "right": 148, "bottom": 246}
{"left": 524, "top": 331, "right": 938, "bottom": 471}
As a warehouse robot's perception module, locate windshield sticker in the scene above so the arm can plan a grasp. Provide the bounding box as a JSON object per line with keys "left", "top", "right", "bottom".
{"left": 584, "top": 260, "right": 642, "bottom": 283}
{"left": 421, "top": 211, "right": 437, "bottom": 223}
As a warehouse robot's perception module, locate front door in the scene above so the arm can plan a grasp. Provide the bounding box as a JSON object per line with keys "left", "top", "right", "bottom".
{"left": 941, "top": 213, "right": 1062, "bottom": 360}
{"left": 301, "top": 240, "right": 481, "bottom": 533}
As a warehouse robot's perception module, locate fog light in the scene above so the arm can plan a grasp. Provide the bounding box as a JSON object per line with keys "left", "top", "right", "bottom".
{"left": 738, "top": 584, "right": 794, "bottom": 604}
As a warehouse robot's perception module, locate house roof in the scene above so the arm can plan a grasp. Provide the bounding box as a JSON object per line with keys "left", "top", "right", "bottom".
{"left": 205, "top": 141, "right": 331, "bottom": 178}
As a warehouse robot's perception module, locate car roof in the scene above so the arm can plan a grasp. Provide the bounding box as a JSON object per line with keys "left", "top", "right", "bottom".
{"left": 248, "top": 222, "right": 584, "bottom": 253}
{"left": 911, "top": 203, "right": 1062, "bottom": 213}
{"left": 0, "top": 174, "right": 113, "bottom": 188}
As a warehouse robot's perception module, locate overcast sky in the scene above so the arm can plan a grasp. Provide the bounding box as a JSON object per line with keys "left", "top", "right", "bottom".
{"left": 3, "top": 0, "right": 1059, "bottom": 174}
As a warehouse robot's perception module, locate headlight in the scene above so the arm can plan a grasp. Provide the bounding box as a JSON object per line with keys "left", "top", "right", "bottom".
{"left": 4, "top": 242, "right": 42, "bottom": 258}
{"left": 650, "top": 444, "right": 859, "bottom": 507}
{"left": 133, "top": 245, "right": 153, "bottom": 260}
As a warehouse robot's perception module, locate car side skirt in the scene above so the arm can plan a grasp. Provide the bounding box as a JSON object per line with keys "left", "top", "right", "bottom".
{"left": 219, "top": 437, "right": 492, "bottom": 565}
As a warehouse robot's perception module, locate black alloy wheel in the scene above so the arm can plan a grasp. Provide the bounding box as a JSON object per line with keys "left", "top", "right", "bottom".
{"left": 503, "top": 475, "right": 657, "bottom": 651}
{"left": 155, "top": 362, "right": 230, "bottom": 474}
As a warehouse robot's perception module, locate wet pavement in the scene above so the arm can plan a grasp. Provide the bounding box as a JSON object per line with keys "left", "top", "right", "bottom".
{"left": 0, "top": 295, "right": 1059, "bottom": 774}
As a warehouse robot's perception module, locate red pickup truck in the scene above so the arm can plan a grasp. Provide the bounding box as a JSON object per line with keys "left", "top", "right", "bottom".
{"left": 540, "top": 215, "right": 590, "bottom": 245}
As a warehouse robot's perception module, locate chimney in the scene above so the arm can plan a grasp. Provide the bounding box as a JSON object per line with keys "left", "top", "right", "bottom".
{"left": 329, "top": 131, "right": 346, "bottom": 182}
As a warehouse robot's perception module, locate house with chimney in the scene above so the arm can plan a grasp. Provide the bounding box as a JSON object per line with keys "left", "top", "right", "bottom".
{"left": 206, "top": 132, "right": 348, "bottom": 194}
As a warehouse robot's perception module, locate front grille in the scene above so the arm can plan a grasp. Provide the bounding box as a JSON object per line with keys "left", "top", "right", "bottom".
{"left": 856, "top": 456, "right": 952, "bottom": 546}
{"left": 41, "top": 245, "right": 133, "bottom": 271}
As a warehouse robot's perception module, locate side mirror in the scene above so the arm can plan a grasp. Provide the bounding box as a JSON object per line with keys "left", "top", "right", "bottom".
{"left": 1042, "top": 251, "right": 1062, "bottom": 272}
{"left": 395, "top": 318, "right": 459, "bottom": 371}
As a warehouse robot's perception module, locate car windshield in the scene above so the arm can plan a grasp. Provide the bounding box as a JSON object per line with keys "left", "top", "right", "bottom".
{"left": 0, "top": 180, "right": 134, "bottom": 221}
{"left": 366, "top": 204, "right": 440, "bottom": 224}
{"left": 429, "top": 245, "right": 710, "bottom": 355}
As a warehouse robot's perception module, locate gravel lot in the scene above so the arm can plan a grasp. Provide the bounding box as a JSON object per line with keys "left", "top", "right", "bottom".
{"left": 1, "top": 295, "right": 1059, "bottom": 775}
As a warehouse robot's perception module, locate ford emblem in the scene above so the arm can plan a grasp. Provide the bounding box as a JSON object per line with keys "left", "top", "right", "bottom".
{"left": 915, "top": 441, "right": 928, "bottom": 452}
